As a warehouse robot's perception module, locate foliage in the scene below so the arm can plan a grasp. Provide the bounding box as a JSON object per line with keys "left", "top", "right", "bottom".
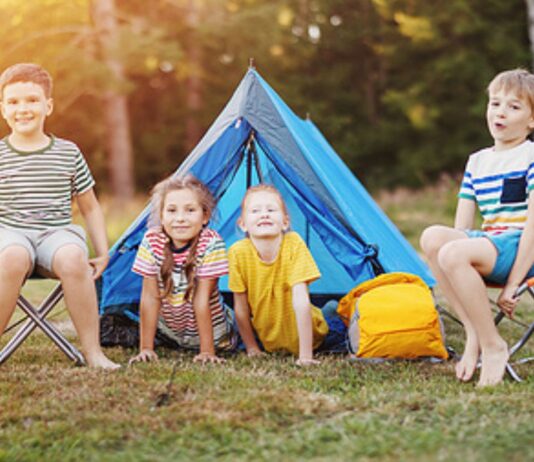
{"left": 0, "top": 0, "right": 531, "bottom": 191}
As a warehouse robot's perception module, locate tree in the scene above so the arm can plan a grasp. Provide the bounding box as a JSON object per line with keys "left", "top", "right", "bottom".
{"left": 527, "top": 0, "right": 534, "bottom": 70}
{"left": 91, "top": 0, "right": 135, "bottom": 202}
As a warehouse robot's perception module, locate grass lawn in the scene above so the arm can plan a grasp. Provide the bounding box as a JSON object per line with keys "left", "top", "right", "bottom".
{"left": 0, "top": 189, "right": 533, "bottom": 462}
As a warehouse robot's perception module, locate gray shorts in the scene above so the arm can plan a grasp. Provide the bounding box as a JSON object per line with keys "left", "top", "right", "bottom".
{"left": 0, "top": 225, "right": 88, "bottom": 277}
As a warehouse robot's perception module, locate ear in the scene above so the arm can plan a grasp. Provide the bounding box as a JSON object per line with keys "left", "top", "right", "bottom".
{"left": 46, "top": 98, "right": 54, "bottom": 117}
{"left": 282, "top": 215, "right": 290, "bottom": 231}
{"left": 237, "top": 217, "right": 247, "bottom": 233}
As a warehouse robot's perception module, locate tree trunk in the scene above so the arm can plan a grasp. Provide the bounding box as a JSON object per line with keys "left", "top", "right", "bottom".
{"left": 91, "top": 0, "right": 135, "bottom": 202}
{"left": 185, "top": 0, "right": 203, "bottom": 154}
{"left": 527, "top": 0, "right": 534, "bottom": 70}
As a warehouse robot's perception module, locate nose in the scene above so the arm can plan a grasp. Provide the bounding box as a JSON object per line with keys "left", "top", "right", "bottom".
{"left": 173, "top": 211, "right": 186, "bottom": 222}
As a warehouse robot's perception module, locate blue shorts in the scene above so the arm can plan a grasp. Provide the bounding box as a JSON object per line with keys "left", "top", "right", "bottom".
{"left": 466, "top": 229, "right": 534, "bottom": 285}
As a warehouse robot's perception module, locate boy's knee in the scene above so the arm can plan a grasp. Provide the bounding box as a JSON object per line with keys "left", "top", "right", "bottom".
{"left": 52, "top": 245, "right": 89, "bottom": 278}
{"left": 0, "top": 246, "right": 32, "bottom": 277}
{"left": 420, "top": 225, "right": 443, "bottom": 255}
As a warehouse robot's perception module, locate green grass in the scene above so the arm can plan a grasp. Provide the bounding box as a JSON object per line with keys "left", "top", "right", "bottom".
{"left": 1, "top": 190, "right": 533, "bottom": 462}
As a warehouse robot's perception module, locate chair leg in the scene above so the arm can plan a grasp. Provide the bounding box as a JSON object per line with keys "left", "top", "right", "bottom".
{"left": 0, "top": 285, "right": 85, "bottom": 366}
{"left": 505, "top": 363, "right": 523, "bottom": 383}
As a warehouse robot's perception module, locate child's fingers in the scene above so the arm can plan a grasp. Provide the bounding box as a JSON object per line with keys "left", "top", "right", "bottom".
{"left": 193, "top": 353, "right": 225, "bottom": 364}
{"left": 296, "top": 358, "right": 320, "bottom": 367}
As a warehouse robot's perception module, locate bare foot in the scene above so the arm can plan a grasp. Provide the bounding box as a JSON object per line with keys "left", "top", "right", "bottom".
{"left": 86, "top": 352, "right": 121, "bottom": 370}
{"left": 477, "top": 341, "right": 509, "bottom": 388}
{"left": 456, "top": 338, "right": 480, "bottom": 382}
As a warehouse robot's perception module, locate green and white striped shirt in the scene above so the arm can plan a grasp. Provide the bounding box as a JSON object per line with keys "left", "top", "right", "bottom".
{"left": 0, "top": 135, "right": 95, "bottom": 230}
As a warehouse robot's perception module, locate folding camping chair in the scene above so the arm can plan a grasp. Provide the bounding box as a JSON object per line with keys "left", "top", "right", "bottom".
{"left": 492, "top": 278, "right": 534, "bottom": 381}
{"left": 0, "top": 277, "right": 85, "bottom": 366}
{"left": 439, "top": 278, "right": 534, "bottom": 382}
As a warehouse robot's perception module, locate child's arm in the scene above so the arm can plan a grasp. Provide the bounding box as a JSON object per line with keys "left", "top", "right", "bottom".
{"left": 454, "top": 198, "right": 477, "bottom": 230}
{"left": 129, "top": 277, "right": 161, "bottom": 363}
{"left": 292, "top": 282, "right": 320, "bottom": 366}
{"left": 192, "top": 278, "right": 225, "bottom": 363}
{"left": 233, "top": 292, "right": 263, "bottom": 356}
{"left": 499, "top": 192, "right": 534, "bottom": 316}
{"left": 76, "top": 188, "right": 109, "bottom": 279}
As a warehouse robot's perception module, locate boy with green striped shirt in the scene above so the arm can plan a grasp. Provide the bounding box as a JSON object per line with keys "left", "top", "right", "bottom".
{"left": 0, "top": 62, "right": 118, "bottom": 369}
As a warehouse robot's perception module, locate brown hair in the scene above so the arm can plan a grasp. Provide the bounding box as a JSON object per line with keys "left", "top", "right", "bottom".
{"left": 488, "top": 68, "right": 534, "bottom": 113}
{"left": 0, "top": 63, "right": 53, "bottom": 99}
{"left": 240, "top": 183, "right": 290, "bottom": 224}
{"left": 149, "top": 174, "right": 215, "bottom": 301}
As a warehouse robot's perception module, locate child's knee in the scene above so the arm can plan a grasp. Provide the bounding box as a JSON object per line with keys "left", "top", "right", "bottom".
{"left": 420, "top": 225, "right": 444, "bottom": 256}
{"left": 52, "top": 245, "right": 89, "bottom": 277}
{"left": 0, "top": 246, "right": 32, "bottom": 277}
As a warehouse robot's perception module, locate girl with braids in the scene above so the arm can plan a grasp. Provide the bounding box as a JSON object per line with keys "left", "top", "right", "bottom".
{"left": 228, "top": 185, "right": 346, "bottom": 366}
{"left": 129, "top": 175, "right": 235, "bottom": 364}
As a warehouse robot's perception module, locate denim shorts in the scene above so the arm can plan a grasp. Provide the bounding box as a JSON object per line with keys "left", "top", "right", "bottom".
{"left": 466, "top": 229, "right": 534, "bottom": 284}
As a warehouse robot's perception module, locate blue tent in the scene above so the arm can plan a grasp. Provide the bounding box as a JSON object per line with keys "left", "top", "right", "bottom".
{"left": 98, "top": 68, "right": 434, "bottom": 323}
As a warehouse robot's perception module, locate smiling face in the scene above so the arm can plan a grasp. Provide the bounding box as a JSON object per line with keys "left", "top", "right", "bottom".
{"left": 161, "top": 188, "right": 208, "bottom": 248}
{"left": 239, "top": 190, "right": 289, "bottom": 238}
{"left": 486, "top": 88, "right": 534, "bottom": 151}
{"left": 1, "top": 81, "right": 53, "bottom": 140}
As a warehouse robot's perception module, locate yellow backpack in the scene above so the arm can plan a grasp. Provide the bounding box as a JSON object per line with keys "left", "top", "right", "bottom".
{"left": 337, "top": 272, "right": 448, "bottom": 360}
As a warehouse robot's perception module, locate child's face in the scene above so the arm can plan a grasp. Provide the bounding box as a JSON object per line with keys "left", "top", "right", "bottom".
{"left": 240, "top": 191, "right": 289, "bottom": 238}
{"left": 486, "top": 88, "right": 534, "bottom": 151}
{"left": 0, "top": 81, "right": 53, "bottom": 139}
{"left": 161, "top": 189, "right": 208, "bottom": 248}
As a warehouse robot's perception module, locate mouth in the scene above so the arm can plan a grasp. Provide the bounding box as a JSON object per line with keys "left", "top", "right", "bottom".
{"left": 171, "top": 226, "right": 190, "bottom": 232}
{"left": 16, "top": 117, "right": 34, "bottom": 124}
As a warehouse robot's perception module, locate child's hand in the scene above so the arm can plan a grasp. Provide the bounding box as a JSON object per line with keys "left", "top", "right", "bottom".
{"left": 129, "top": 349, "right": 158, "bottom": 365}
{"left": 296, "top": 357, "right": 320, "bottom": 367}
{"left": 89, "top": 255, "right": 110, "bottom": 280}
{"left": 497, "top": 284, "right": 519, "bottom": 318}
{"left": 193, "top": 352, "right": 225, "bottom": 364}
{"left": 246, "top": 348, "right": 265, "bottom": 358}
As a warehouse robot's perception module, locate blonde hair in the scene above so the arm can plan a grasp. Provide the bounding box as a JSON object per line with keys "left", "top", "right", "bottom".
{"left": 0, "top": 63, "right": 53, "bottom": 99}
{"left": 240, "top": 183, "right": 290, "bottom": 224}
{"left": 488, "top": 68, "right": 534, "bottom": 113}
{"left": 149, "top": 174, "right": 215, "bottom": 300}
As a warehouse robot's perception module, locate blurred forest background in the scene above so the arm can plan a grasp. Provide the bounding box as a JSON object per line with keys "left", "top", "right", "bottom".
{"left": 0, "top": 0, "right": 532, "bottom": 201}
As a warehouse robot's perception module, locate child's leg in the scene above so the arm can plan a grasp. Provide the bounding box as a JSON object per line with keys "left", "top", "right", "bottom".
{"left": 438, "top": 237, "right": 508, "bottom": 386}
{"left": 37, "top": 227, "right": 119, "bottom": 369}
{"left": 420, "top": 225, "right": 482, "bottom": 380}
{"left": 317, "top": 300, "right": 347, "bottom": 353}
{"left": 0, "top": 246, "right": 32, "bottom": 337}
{"left": 50, "top": 244, "right": 119, "bottom": 369}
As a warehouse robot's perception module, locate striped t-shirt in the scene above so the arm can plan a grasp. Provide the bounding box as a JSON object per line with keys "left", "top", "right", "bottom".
{"left": 458, "top": 140, "right": 534, "bottom": 234}
{"left": 132, "top": 227, "right": 231, "bottom": 349}
{"left": 0, "top": 136, "right": 95, "bottom": 230}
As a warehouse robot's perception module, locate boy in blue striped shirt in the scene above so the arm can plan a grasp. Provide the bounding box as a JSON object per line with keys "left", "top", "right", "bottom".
{"left": 0, "top": 63, "right": 118, "bottom": 369}
{"left": 420, "top": 69, "right": 534, "bottom": 387}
